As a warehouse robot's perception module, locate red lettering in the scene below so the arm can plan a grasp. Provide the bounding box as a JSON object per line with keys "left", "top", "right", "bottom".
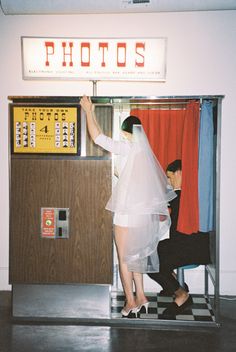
{"left": 62, "top": 42, "right": 73, "bottom": 67}
{"left": 44, "top": 40, "right": 147, "bottom": 71}
{"left": 117, "top": 43, "right": 126, "bottom": 67}
{"left": 135, "top": 42, "right": 145, "bottom": 67}
{"left": 81, "top": 42, "right": 90, "bottom": 67}
{"left": 99, "top": 42, "right": 108, "bottom": 67}
{"left": 45, "top": 41, "right": 54, "bottom": 66}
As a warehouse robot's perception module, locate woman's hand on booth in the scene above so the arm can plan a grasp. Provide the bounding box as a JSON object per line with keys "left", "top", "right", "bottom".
{"left": 80, "top": 95, "right": 102, "bottom": 141}
{"left": 80, "top": 95, "right": 94, "bottom": 114}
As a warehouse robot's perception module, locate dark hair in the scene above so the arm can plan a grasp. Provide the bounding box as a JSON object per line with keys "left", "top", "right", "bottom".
{"left": 166, "top": 159, "right": 182, "bottom": 172}
{"left": 121, "top": 115, "right": 141, "bottom": 134}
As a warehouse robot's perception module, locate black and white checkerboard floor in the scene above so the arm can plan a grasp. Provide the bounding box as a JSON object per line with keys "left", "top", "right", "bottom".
{"left": 111, "top": 291, "right": 215, "bottom": 321}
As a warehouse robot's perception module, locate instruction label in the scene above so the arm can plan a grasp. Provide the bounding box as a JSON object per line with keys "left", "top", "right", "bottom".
{"left": 13, "top": 106, "right": 78, "bottom": 154}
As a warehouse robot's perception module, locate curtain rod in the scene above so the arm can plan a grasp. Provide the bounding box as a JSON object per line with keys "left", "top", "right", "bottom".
{"left": 8, "top": 95, "right": 224, "bottom": 104}
{"left": 94, "top": 101, "right": 190, "bottom": 107}
{"left": 116, "top": 101, "right": 190, "bottom": 105}
{"left": 94, "top": 100, "right": 217, "bottom": 109}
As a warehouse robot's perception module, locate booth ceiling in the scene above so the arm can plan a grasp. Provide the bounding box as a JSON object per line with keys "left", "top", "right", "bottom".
{"left": 1, "top": 0, "right": 236, "bottom": 15}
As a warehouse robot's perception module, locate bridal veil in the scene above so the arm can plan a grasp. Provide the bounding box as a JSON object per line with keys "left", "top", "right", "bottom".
{"left": 106, "top": 125, "right": 176, "bottom": 273}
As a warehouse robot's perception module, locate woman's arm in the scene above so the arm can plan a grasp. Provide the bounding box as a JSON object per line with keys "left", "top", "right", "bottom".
{"left": 80, "top": 95, "right": 131, "bottom": 155}
{"left": 80, "top": 95, "right": 102, "bottom": 141}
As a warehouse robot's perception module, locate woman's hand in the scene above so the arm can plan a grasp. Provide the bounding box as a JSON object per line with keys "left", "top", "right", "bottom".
{"left": 79, "top": 95, "right": 101, "bottom": 140}
{"left": 80, "top": 95, "right": 94, "bottom": 114}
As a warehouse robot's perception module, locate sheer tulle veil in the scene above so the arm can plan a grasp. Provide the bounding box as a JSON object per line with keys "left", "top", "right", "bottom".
{"left": 106, "top": 125, "right": 176, "bottom": 273}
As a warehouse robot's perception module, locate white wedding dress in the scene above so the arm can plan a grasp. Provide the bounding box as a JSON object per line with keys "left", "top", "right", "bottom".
{"left": 95, "top": 126, "right": 176, "bottom": 273}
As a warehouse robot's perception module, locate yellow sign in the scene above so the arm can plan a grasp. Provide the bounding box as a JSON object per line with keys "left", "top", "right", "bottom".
{"left": 13, "top": 106, "right": 78, "bottom": 154}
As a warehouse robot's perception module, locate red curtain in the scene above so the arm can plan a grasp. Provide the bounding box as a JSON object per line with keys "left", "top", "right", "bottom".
{"left": 131, "top": 101, "right": 200, "bottom": 234}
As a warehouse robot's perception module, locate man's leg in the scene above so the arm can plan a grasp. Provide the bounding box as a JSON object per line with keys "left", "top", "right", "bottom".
{"left": 157, "top": 234, "right": 210, "bottom": 317}
{"left": 147, "top": 271, "right": 180, "bottom": 294}
{"left": 147, "top": 239, "right": 183, "bottom": 295}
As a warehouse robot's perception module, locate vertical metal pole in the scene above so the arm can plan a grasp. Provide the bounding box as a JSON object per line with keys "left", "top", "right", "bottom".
{"left": 81, "top": 80, "right": 98, "bottom": 156}
{"left": 80, "top": 109, "right": 87, "bottom": 157}
{"left": 177, "top": 268, "right": 185, "bottom": 287}
{"left": 214, "top": 97, "right": 222, "bottom": 325}
{"left": 204, "top": 265, "right": 209, "bottom": 297}
{"left": 92, "top": 80, "right": 98, "bottom": 96}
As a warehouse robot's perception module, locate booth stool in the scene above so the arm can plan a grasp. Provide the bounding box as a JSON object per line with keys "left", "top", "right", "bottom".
{"left": 177, "top": 264, "right": 199, "bottom": 287}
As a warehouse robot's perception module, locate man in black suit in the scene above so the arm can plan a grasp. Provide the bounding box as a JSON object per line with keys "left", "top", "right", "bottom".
{"left": 148, "top": 160, "right": 211, "bottom": 318}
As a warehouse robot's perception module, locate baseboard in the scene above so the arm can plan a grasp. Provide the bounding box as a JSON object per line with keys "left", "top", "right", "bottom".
{"left": 0, "top": 267, "right": 11, "bottom": 290}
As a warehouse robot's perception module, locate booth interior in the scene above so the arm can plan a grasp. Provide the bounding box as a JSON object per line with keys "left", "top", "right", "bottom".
{"left": 9, "top": 95, "right": 222, "bottom": 328}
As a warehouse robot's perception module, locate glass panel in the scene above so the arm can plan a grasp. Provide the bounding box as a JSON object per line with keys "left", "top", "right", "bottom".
{"left": 86, "top": 105, "right": 113, "bottom": 157}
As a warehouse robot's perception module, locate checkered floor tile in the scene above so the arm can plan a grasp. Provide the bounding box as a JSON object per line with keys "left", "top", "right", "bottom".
{"left": 111, "top": 291, "right": 215, "bottom": 321}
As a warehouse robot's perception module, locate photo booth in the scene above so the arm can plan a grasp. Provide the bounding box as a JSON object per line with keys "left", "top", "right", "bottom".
{"left": 9, "top": 95, "right": 223, "bottom": 328}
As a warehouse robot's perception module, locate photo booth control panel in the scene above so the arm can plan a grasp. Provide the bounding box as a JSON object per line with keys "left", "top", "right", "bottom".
{"left": 41, "top": 208, "right": 69, "bottom": 239}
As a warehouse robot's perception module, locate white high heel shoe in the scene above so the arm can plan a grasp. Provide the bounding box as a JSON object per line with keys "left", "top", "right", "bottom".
{"left": 138, "top": 302, "right": 149, "bottom": 314}
{"left": 121, "top": 306, "right": 139, "bottom": 318}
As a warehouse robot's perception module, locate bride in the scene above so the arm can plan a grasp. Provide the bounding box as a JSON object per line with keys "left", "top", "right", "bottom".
{"left": 80, "top": 95, "right": 176, "bottom": 318}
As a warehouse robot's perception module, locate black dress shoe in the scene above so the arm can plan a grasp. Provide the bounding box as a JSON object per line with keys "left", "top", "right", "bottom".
{"left": 161, "top": 295, "right": 193, "bottom": 319}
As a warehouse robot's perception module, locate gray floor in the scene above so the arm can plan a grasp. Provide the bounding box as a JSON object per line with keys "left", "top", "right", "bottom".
{"left": 0, "top": 291, "right": 236, "bottom": 352}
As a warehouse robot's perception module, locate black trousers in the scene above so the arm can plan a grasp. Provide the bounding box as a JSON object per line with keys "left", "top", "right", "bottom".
{"left": 148, "top": 233, "right": 211, "bottom": 293}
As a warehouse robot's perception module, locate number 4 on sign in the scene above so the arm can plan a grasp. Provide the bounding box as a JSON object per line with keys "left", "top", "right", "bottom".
{"left": 40, "top": 126, "right": 48, "bottom": 133}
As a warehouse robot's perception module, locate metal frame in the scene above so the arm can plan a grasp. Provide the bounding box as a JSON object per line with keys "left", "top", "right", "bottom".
{"left": 9, "top": 95, "right": 223, "bottom": 329}
{"left": 106, "top": 95, "right": 223, "bottom": 328}
{"left": 204, "top": 97, "right": 222, "bottom": 324}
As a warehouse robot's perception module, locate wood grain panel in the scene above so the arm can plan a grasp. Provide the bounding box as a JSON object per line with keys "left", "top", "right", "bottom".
{"left": 9, "top": 159, "right": 113, "bottom": 284}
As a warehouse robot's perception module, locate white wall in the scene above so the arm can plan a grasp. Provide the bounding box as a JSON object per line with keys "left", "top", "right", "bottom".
{"left": 0, "top": 9, "right": 235, "bottom": 294}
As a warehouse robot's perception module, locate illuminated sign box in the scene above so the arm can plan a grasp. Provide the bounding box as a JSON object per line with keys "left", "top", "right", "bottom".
{"left": 12, "top": 106, "right": 79, "bottom": 154}
{"left": 21, "top": 37, "right": 167, "bottom": 81}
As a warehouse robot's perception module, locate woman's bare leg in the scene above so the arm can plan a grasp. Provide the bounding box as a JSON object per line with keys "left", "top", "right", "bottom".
{"left": 133, "top": 272, "right": 148, "bottom": 306}
{"left": 114, "top": 225, "right": 137, "bottom": 311}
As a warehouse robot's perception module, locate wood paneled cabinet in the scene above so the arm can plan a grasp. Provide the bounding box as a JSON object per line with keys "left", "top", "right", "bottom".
{"left": 9, "top": 159, "right": 113, "bottom": 284}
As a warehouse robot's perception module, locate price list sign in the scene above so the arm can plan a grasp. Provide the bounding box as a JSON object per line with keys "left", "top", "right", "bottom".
{"left": 13, "top": 106, "right": 78, "bottom": 154}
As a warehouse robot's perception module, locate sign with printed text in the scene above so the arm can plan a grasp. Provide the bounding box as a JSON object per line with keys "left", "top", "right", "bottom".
{"left": 22, "top": 37, "right": 167, "bottom": 81}
{"left": 13, "top": 106, "right": 78, "bottom": 154}
{"left": 41, "top": 208, "right": 56, "bottom": 238}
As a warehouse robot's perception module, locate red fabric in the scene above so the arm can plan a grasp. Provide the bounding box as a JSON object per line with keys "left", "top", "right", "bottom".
{"left": 130, "top": 101, "right": 200, "bottom": 234}
{"left": 178, "top": 101, "right": 200, "bottom": 233}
